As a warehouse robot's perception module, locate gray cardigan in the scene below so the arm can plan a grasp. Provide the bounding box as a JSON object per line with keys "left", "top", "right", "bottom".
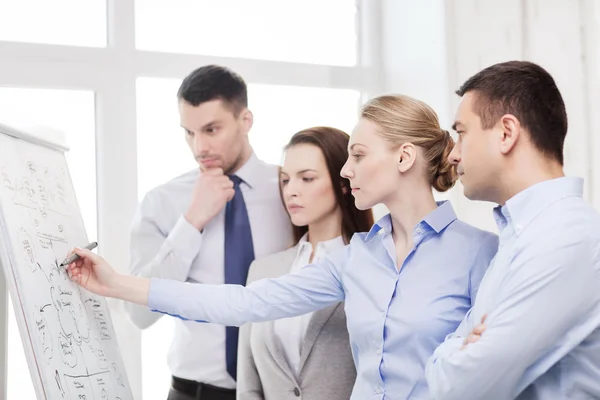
{"left": 236, "top": 245, "right": 356, "bottom": 400}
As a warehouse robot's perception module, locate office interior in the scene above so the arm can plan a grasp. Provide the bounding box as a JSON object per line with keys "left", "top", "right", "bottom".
{"left": 0, "top": 1, "right": 599, "bottom": 398}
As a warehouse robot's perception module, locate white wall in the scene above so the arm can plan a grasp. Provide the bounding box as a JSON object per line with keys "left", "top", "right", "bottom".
{"left": 381, "top": 0, "right": 600, "bottom": 232}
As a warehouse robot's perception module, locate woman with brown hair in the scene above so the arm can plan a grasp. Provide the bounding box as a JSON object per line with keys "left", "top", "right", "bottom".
{"left": 66, "top": 94, "right": 499, "bottom": 399}
{"left": 236, "top": 127, "right": 373, "bottom": 399}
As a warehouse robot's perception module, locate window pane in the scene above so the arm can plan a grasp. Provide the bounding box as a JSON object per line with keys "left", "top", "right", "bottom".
{"left": 137, "top": 77, "right": 359, "bottom": 199}
{"left": 0, "top": 0, "right": 107, "bottom": 47}
{"left": 0, "top": 87, "right": 97, "bottom": 399}
{"left": 136, "top": 77, "right": 359, "bottom": 396}
{"left": 135, "top": 0, "right": 357, "bottom": 66}
{"left": 248, "top": 84, "right": 360, "bottom": 165}
{"left": 136, "top": 78, "right": 198, "bottom": 200}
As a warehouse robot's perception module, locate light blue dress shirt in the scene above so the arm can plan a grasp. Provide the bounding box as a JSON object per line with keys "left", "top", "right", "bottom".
{"left": 148, "top": 201, "right": 498, "bottom": 399}
{"left": 426, "top": 177, "right": 600, "bottom": 400}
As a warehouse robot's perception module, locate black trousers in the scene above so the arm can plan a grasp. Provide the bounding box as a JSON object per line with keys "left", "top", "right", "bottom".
{"left": 167, "top": 376, "right": 236, "bottom": 400}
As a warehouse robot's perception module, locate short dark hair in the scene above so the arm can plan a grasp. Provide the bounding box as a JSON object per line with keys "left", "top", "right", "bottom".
{"left": 177, "top": 65, "right": 248, "bottom": 115}
{"left": 282, "top": 127, "right": 374, "bottom": 244}
{"left": 456, "top": 60, "right": 568, "bottom": 165}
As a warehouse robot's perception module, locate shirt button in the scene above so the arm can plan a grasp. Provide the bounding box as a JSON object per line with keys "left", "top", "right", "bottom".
{"left": 294, "top": 387, "right": 300, "bottom": 396}
{"left": 377, "top": 349, "right": 381, "bottom": 355}
{"left": 375, "top": 387, "right": 382, "bottom": 394}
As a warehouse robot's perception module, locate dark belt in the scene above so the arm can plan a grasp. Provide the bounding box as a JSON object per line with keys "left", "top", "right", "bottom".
{"left": 171, "top": 376, "right": 235, "bottom": 399}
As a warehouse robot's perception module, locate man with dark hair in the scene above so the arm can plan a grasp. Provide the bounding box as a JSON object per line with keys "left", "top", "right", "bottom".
{"left": 125, "top": 65, "right": 293, "bottom": 400}
{"left": 455, "top": 60, "right": 568, "bottom": 165}
{"left": 426, "top": 60, "right": 600, "bottom": 399}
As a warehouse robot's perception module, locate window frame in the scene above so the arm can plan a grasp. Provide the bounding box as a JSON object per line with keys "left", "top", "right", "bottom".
{"left": 0, "top": 0, "right": 383, "bottom": 398}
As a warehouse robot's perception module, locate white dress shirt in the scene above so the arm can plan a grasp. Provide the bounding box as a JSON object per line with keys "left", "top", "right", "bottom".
{"left": 124, "top": 152, "right": 293, "bottom": 389}
{"left": 272, "top": 234, "right": 345, "bottom": 376}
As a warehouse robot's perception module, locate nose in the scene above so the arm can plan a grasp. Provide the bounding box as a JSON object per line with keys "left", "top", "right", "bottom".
{"left": 340, "top": 159, "right": 353, "bottom": 179}
{"left": 192, "top": 133, "right": 210, "bottom": 155}
{"left": 282, "top": 178, "right": 299, "bottom": 199}
{"left": 448, "top": 144, "right": 460, "bottom": 165}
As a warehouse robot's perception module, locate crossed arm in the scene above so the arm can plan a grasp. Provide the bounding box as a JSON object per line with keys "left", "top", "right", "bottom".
{"left": 425, "top": 239, "right": 600, "bottom": 400}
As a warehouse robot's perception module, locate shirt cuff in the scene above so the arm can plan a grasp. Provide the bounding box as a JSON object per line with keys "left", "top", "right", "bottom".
{"left": 165, "top": 216, "right": 203, "bottom": 262}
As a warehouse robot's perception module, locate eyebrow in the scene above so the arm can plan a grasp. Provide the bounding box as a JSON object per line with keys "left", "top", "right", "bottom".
{"left": 280, "top": 169, "right": 318, "bottom": 176}
{"left": 452, "top": 121, "right": 464, "bottom": 131}
{"left": 349, "top": 143, "right": 367, "bottom": 151}
{"left": 180, "top": 120, "right": 221, "bottom": 132}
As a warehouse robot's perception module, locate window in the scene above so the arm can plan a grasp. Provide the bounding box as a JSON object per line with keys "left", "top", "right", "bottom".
{"left": 136, "top": 78, "right": 198, "bottom": 199}
{"left": 0, "top": 88, "right": 97, "bottom": 400}
{"left": 0, "top": 0, "right": 107, "bottom": 47}
{"left": 248, "top": 84, "right": 360, "bottom": 165}
{"left": 135, "top": 0, "right": 358, "bottom": 66}
{"left": 0, "top": 2, "right": 375, "bottom": 397}
{"left": 136, "top": 77, "right": 360, "bottom": 199}
{"left": 136, "top": 77, "right": 359, "bottom": 396}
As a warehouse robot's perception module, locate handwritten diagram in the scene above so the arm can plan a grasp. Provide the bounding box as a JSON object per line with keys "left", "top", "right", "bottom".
{"left": 0, "top": 132, "right": 132, "bottom": 400}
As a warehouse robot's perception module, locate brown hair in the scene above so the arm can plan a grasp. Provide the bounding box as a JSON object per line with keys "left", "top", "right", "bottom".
{"left": 360, "top": 95, "right": 457, "bottom": 192}
{"left": 177, "top": 64, "right": 247, "bottom": 116}
{"left": 282, "top": 127, "right": 375, "bottom": 244}
{"left": 456, "top": 60, "right": 567, "bottom": 165}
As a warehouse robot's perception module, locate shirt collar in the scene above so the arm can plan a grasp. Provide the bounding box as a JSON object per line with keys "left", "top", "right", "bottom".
{"left": 230, "top": 151, "right": 260, "bottom": 189}
{"left": 366, "top": 200, "right": 457, "bottom": 240}
{"left": 296, "top": 233, "right": 345, "bottom": 257}
{"left": 492, "top": 177, "right": 583, "bottom": 234}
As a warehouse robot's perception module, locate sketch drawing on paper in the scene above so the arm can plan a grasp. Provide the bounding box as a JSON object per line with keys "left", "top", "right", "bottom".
{"left": 0, "top": 132, "right": 132, "bottom": 400}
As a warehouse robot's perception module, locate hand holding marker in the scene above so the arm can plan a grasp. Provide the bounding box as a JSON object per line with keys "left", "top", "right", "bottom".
{"left": 60, "top": 241, "right": 98, "bottom": 267}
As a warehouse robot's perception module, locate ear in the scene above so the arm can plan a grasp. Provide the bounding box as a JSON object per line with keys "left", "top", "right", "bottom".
{"left": 397, "top": 143, "right": 417, "bottom": 173}
{"left": 498, "top": 114, "right": 520, "bottom": 154}
{"left": 240, "top": 109, "right": 254, "bottom": 134}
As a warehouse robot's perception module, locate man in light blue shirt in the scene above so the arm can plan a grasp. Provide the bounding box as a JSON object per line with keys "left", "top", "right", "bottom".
{"left": 426, "top": 60, "right": 600, "bottom": 399}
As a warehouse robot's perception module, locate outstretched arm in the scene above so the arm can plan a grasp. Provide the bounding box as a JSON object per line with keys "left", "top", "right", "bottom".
{"left": 67, "top": 246, "right": 347, "bottom": 326}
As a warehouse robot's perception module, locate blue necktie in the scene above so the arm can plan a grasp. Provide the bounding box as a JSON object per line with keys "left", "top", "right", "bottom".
{"left": 224, "top": 175, "right": 255, "bottom": 380}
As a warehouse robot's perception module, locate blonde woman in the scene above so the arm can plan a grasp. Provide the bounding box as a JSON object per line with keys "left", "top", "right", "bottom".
{"left": 67, "top": 95, "right": 499, "bottom": 399}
